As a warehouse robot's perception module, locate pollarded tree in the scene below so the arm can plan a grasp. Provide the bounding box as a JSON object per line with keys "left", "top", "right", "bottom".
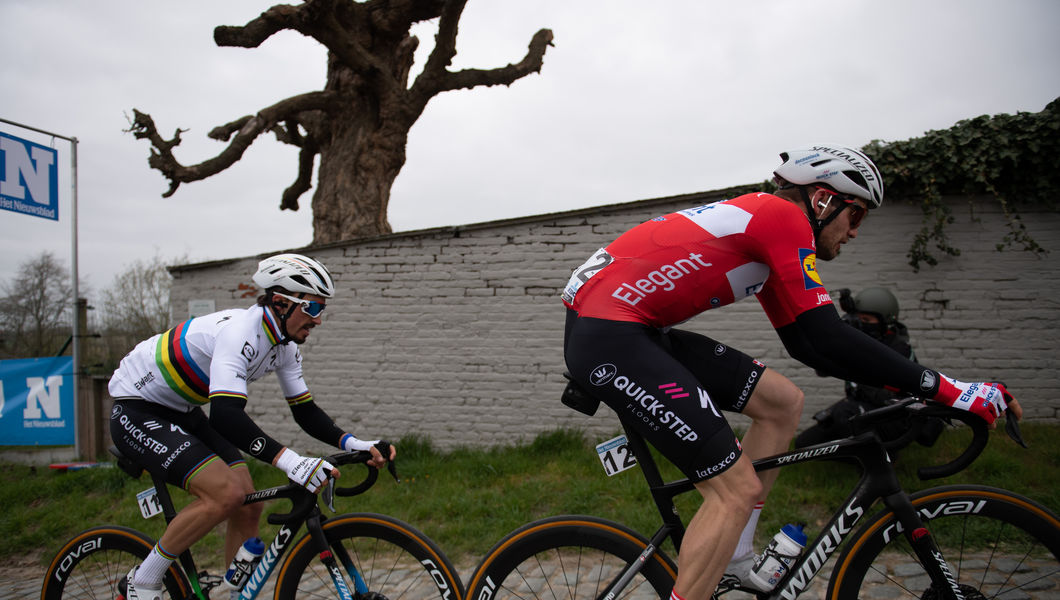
{"left": 130, "top": 0, "right": 553, "bottom": 243}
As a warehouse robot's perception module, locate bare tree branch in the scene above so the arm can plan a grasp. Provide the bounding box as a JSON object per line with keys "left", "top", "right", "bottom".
{"left": 213, "top": 4, "right": 301, "bottom": 48}
{"left": 282, "top": 136, "right": 320, "bottom": 211}
{"left": 217, "top": 0, "right": 388, "bottom": 81}
{"left": 420, "top": 0, "right": 467, "bottom": 76}
{"left": 129, "top": 91, "right": 338, "bottom": 197}
{"left": 441, "top": 28, "right": 554, "bottom": 92}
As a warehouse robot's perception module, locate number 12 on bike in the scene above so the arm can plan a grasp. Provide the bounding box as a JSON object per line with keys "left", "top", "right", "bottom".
{"left": 596, "top": 434, "right": 637, "bottom": 476}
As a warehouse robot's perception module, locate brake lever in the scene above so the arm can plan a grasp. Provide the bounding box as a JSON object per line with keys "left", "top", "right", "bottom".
{"left": 322, "top": 476, "right": 336, "bottom": 513}
{"left": 1004, "top": 408, "right": 1028, "bottom": 448}
{"left": 374, "top": 440, "right": 401, "bottom": 483}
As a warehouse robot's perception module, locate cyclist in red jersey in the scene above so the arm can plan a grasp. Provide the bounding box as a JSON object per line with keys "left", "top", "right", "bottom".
{"left": 562, "top": 145, "right": 1022, "bottom": 598}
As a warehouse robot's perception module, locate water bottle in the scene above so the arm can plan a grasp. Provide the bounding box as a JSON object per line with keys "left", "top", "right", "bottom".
{"left": 221, "top": 537, "right": 265, "bottom": 595}
{"left": 748, "top": 524, "right": 807, "bottom": 591}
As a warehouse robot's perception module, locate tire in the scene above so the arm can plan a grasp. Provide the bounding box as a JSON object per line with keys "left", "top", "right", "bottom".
{"left": 274, "top": 513, "right": 464, "bottom": 600}
{"left": 465, "top": 515, "right": 677, "bottom": 600}
{"left": 41, "top": 526, "right": 191, "bottom": 600}
{"left": 827, "top": 485, "right": 1060, "bottom": 599}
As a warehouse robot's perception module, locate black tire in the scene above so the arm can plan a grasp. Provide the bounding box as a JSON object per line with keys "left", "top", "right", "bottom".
{"left": 41, "top": 526, "right": 191, "bottom": 600}
{"left": 827, "top": 485, "right": 1060, "bottom": 599}
{"left": 274, "top": 513, "right": 464, "bottom": 600}
{"left": 465, "top": 515, "right": 677, "bottom": 600}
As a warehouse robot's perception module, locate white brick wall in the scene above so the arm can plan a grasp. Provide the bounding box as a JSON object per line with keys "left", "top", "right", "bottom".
{"left": 166, "top": 190, "right": 1060, "bottom": 452}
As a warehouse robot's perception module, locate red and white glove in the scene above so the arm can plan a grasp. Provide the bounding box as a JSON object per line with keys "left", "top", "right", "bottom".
{"left": 275, "top": 448, "right": 334, "bottom": 493}
{"left": 934, "top": 376, "right": 1011, "bottom": 426}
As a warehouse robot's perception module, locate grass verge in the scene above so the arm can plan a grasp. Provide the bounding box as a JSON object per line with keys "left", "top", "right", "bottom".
{"left": 3, "top": 422, "right": 1057, "bottom": 573}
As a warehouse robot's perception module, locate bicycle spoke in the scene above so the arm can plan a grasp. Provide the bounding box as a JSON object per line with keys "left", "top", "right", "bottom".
{"left": 829, "top": 488, "right": 1060, "bottom": 599}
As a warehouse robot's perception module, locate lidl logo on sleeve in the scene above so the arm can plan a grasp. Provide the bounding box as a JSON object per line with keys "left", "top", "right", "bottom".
{"left": 800, "top": 248, "right": 823, "bottom": 290}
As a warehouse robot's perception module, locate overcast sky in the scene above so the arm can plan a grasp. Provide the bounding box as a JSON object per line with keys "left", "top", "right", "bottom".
{"left": 2, "top": 0, "right": 1058, "bottom": 293}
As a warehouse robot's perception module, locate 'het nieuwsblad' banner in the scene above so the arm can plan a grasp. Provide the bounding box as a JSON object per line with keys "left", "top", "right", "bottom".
{"left": 0, "top": 130, "right": 60, "bottom": 221}
{"left": 0, "top": 357, "right": 75, "bottom": 445}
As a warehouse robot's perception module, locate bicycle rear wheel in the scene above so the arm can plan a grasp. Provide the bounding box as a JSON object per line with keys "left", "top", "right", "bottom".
{"left": 274, "top": 512, "right": 463, "bottom": 600}
{"left": 827, "top": 485, "right": 1060, "bottom": 599}
{"left": 465, "top": 515, "right": 677, "bottom": 600}
{"left": 41, "top": 526, "right": 191, "bottom": 600}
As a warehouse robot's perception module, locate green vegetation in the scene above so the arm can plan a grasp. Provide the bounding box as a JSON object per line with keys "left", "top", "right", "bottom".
{"left": 4, "top": 423, "right": 1057, "bottom": 573}
{"left": 863, "top": 97, "right": 1059, "bottom": 271}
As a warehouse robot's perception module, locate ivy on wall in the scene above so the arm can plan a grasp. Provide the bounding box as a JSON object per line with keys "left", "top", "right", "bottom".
{"left": 862, "top": 97, "right": 1059, "bottom": 271}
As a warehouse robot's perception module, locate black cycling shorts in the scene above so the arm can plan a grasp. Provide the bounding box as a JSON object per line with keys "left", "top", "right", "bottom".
{"left": 110, "top": 398, "right": 244, "bottom": 490}
{"left": 564, "top": 309, "right": 767, "bottom": 483}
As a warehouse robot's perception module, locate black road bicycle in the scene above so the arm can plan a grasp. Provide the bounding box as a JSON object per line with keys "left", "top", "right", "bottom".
{"left": 42, "top": 445, "right": 464, "bottom": 600}
{"left": 465, "top": 380, "right": 1060, "bottom": 600}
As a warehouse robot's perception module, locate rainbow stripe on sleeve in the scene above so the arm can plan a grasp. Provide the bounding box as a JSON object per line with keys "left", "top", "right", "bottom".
{"left": 286, "top": 391, "right": 313, "bottom": 406}
{"left": 155, "top": 320, "right": 210, "bottom": 405}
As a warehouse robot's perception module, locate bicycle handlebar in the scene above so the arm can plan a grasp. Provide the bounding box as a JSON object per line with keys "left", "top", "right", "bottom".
{"left": 265, "top": 442, "right": 398, "bottom": 525}
{"left": 848, "top": 398, "right": 1024, "bottom": 481}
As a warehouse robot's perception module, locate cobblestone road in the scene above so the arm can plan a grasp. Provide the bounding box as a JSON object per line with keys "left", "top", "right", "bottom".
{"left": 8, "top": 551, "right": 1059, "bottom": 599}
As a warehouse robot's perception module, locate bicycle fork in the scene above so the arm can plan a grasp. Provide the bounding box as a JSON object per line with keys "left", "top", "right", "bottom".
{"left": 307, "top": 514, "right": 365, "bottom": 600}
{"left": 884, "top": 491, "right": 967, "bottom": 600}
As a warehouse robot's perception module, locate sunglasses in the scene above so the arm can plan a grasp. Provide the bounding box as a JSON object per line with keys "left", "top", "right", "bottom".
{"left": 817, "top": 187, "right": 867, "bottom": 229}
{"left": 273, "top": 292, "right": 326, "bottom": 318}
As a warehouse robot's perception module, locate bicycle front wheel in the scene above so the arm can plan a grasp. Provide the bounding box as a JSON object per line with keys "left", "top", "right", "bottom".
{"left": 274, "top": 512, "right": 463, "bottom": 600}
{"left": 828, "top": 485, "right": 1060, "bottom": 599}
{"left": 41, "top": 526, "right": 191, "bottom": 600}
{"left": 465, "top": 515, "right": 677, "bottom": 600}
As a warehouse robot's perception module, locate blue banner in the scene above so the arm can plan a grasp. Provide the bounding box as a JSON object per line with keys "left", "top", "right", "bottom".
{"left": 0, "top": 357, "right": 75, "bottom": 445}
{"left": 0, "top": 131, "right": 60, "bottom": 221}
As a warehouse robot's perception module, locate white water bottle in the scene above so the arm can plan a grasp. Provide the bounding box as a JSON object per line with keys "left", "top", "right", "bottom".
{"left": 748, "top": 524, "right": 807, "bottom": 591}
{"left": 221, "top": 537, "right": 265, "bottom": 595}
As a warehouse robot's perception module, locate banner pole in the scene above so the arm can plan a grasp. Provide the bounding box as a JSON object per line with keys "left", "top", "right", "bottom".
{"left": 70, "top": 137, "right": 80, "bottom": 458}
{"left": 0, "top": 117, "right": 81, "bottom": 456}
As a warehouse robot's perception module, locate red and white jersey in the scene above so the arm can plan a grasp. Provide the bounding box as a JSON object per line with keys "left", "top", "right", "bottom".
{"left": 562, "top": 193, "right": 834, "bottom": 329}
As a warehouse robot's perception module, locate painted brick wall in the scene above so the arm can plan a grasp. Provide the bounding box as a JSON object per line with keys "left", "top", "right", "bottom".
{"left": 165, "top": 189, "right": 1060, "bottom": 453}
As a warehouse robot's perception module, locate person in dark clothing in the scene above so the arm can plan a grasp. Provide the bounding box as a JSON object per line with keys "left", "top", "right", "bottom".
{"left": 794, "top": 287, "right": 945, "bottom": 451}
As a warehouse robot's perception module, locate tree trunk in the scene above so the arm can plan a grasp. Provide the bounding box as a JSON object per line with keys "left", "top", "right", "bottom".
{"left": 312, "top": 116, "right": 406, "bottom": 242}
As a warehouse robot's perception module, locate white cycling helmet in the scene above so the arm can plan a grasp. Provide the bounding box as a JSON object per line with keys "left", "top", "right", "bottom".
{"left": 253, "top": 253, "right": 335, "bottom": 298}
{"left": 774, "top": 145, "right": 884, "bottom": 208}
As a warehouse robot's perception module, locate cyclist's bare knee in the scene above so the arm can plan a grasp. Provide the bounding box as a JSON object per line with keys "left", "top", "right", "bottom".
{"left": 695, "top": 455, "right": 761, "bottom": 511}
{"left": 745, "top": 369, "right": 804, "bottom": 427}
{"left": 187, "top": 462, "right": 248, "bottom": 517}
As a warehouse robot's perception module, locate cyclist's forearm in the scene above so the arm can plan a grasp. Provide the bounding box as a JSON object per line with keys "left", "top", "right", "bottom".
{"left": 783, "top": 305, "right": 932, "bottom": 395}
{"left": 210, "top": 394, "right": 285, "bottom": 463}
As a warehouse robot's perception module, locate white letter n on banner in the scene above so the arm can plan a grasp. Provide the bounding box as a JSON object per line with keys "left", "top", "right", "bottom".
{"left": 24, "top": 376, "right": 63, "bottom": 419}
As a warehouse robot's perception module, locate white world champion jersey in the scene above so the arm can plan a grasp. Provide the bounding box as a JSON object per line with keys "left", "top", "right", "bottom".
{"left": 108, "top": 304, "right": 309, "bottom": 412}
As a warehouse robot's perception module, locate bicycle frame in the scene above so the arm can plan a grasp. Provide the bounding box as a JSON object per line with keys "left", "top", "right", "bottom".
{"left": 612, "top": 415, "right": 970, "bottom": 600}
{"left": 130, "top": 459, "right": 373, "bottom": 600}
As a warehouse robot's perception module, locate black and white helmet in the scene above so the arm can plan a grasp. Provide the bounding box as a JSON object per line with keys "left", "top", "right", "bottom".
{"left": 774, "top": 145, "right": 884, "bottom": 208}
{"left": 253, "top": 253, "right": 335, "bottom": 298}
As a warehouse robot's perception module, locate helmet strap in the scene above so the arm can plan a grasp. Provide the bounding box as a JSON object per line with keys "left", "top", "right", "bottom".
{"left": 800, "top": 186, "right": 847, "bottom": 240}
{"left": 799, "top": 186, "right": 826, "bottom": 238}
{"left": 267, "top": 290, "right": 301, "bottom": 345}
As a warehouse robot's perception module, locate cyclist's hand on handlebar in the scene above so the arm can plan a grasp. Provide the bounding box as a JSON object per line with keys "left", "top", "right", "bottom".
{"left": 935, "top": 377, "right": 1017, "bottom": 428}
{"left": 341, "top": 434, "right": 396, "bottom": 469}
{"left": 275, "top": 448, "right": 339, "bottom": 493}
{"left": 367, "top": 441, "right": 396, "bottom": 469}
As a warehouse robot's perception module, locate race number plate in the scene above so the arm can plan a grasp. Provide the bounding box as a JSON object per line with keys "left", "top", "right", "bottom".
{"left": 595, "top": 434, "right": 637, "bottom": 476}
{"left": 137, "top": 487, "right": 163, "bottom": 519}
{"left": 562, "top": 248, "right": 613, "bottom": 304}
